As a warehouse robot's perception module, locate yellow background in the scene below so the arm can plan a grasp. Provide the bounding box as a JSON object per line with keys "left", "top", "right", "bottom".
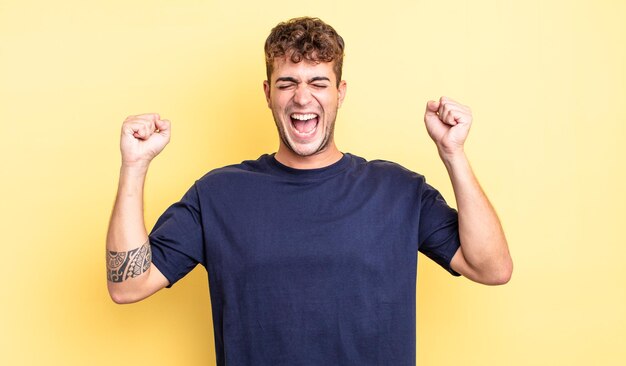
{"left": 2, "top": 0, "right": 625, "bottom": 365}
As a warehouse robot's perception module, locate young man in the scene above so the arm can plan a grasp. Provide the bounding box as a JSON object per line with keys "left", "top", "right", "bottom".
{"left": 107, "top": 17, "right": 512, "bottom": 365}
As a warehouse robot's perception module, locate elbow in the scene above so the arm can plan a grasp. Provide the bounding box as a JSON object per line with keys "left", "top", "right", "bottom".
{"left": 463, "top": 251, "right": 513, "bottom": 286}
{"left": 109, "top": 293, "right": 128, "bottom": 305}
{"left": 488, "top": 258, "right": 513, "bottom": 286}
{"left": 110, "top": 295, "right": 126, "bottom": 305}
{"left": 109, "top": 289, "right": 133, "bottom": 305}
{"left": 107, "top": 283, "right": 140, "bottom": 305}
{"left": 469, "top": 256, "right": 513, "bottom": 286}
{"left": 490, "top": 271, "right": 512, "bottom": 286}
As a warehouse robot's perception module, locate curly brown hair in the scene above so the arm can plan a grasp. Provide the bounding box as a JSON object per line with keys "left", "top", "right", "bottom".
{"left": 264, "top": 17, "right": 345, "bottom": 86}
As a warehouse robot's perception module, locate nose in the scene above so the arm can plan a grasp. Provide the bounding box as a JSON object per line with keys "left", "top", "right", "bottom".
{"left": 293, "top": 84, "right": 312, "bottom": 106}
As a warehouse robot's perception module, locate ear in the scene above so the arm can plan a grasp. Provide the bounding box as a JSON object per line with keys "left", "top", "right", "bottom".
{"left": 263, "top": 80, "right": 271, "bottom": 108}
{"left": 337, "top": 80, "right": 347, "bottom": 108}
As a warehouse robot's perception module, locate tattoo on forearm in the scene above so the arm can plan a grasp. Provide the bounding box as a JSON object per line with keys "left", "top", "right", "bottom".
{"left": 107, "top": 240, "right": 152, "bottom": 282}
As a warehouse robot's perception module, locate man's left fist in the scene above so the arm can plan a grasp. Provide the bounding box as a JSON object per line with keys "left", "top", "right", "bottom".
{"left": 424, "top": 96, "right": 472, "bottom": 158}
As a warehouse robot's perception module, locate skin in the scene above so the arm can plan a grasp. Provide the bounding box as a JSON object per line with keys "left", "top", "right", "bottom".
{"left": 424, "top": 97, "right": 513, "bottom": 284}
{"left": 263, "top": 56, "right": 347, "bottom": 169}
{"left": 106, "top": 59, "right": 512, "bottom": 305}
{"left": 106, "top": 114, "right": 170, "bottom": 304}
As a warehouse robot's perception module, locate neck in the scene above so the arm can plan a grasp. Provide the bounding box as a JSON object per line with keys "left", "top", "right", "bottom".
{"left": 275, "top": 142, "right": 343, "bottom": 169}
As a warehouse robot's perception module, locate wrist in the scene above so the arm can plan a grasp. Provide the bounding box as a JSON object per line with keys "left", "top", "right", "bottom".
{"left": 438, "top": 147, "right": 467, "bottom": 167}
{"left": 121, "top": 159, "right": 150, "bottom": 171}
{"left": 120, "top": 162, "right": 150, "bottom": 179}
{"left": 440, "top": 150, "right": 474, "bottom": 190}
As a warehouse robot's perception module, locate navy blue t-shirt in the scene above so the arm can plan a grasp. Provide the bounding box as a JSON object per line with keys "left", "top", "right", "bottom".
{"left": 149, "top": 153, "right": 460, "bottom": 366}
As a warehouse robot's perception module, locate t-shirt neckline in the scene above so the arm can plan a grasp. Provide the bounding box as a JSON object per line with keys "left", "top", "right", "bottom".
{"left": 266, "top": 152, "right": 352, "bottom": 179}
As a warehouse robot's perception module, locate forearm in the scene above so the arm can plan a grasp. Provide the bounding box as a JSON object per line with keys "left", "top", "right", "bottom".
{"left": 442, "top": 152, "right": 512, "bottom": 282}
{"left": 106, "top": 114, "right": 172, "bottom": 303}
{"left": 106, "top": 164, "right": 150, "bottom": 251}
{"left": 106, "top": 164, "right": 155, "bottom": 302}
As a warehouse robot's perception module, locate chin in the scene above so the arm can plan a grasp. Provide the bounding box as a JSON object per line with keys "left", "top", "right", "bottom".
{"left": 283, "top": 130, "right": 323, "bottom": 157}
{"left": 288, "top": 142, "right": 325, "bottom": 157}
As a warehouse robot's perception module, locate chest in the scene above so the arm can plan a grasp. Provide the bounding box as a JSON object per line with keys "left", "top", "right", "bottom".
{"left": 201, "top": 178, "right": 419, "bottom": 292}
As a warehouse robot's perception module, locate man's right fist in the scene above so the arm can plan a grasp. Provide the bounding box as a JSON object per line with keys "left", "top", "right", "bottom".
{"left": 120, "top": 113, "right": 171, "bottom": 167}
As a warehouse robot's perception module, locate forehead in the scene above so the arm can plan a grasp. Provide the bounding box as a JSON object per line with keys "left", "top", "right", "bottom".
{"left": 271, "top": 56, "right": 336, "bottom": 83}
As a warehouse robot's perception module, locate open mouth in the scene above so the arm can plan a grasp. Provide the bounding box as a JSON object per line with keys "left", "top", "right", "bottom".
{"left": 290, "top": 113, "right": 319, "bottom": 137}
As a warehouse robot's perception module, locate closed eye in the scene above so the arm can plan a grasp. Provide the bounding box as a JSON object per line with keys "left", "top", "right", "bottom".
{"left": 277, "top": 84, "right": 296, "bottom": 90}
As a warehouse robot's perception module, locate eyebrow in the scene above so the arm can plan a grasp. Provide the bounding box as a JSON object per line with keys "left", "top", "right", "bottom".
{"left": 275, "top": 77, "right": 298, "bottom": 84}
{"left": 309, "top": 76, "right": 331, "bottom": 83}
{"left": 275, "top": 76, "right": 331, "bottom": 84}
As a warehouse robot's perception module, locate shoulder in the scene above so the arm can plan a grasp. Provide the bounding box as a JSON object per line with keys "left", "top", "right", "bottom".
{"left": 348, "top": 153, "right": 426, "bottom": 185}
{"left": 195, "top": 154, "right": 273, "bottom": 188}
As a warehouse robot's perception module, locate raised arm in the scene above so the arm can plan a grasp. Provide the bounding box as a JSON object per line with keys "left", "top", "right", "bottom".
{"left": 106, "top": 113, "right": 171, "bottom": 304}
{"left": 424, "top": 97, "right": 513, "bottom": 285}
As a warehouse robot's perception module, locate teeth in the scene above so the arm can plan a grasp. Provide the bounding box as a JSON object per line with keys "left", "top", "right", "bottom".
{"left": 291, "top": 113, "right": 318, "bottom": 121}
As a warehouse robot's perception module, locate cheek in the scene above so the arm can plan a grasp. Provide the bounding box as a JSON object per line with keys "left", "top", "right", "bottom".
{"left": 320, "top": 98, "right": 337, "bottom": 113}
{"left": 273, "top": 94, "right": 291, "bottom": 110}
{"left": 316, "top": 91, "right": 338, "bottom": 105}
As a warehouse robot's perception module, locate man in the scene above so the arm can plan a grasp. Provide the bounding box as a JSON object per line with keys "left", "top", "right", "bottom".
{"left": 106, "top": 17, "right": 512, "bottom": 365}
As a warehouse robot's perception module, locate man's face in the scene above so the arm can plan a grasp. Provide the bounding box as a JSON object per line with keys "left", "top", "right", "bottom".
{"left": 263, "top": 57, "right": 347, "bottom": 157}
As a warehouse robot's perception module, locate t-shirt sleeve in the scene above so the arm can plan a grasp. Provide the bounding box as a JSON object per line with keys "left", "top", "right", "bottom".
{"left": 417, "top": 181, "right": 461, "bottom": 277}
{"left": 149, "top": 182, "right": 206, "bottom": 288}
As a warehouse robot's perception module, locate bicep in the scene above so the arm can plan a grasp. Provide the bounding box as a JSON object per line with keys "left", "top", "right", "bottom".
{"left": 145, "top": 263, "right": 170, "bottom": 294}
{"left": 449, "top": 247, "right": 482, "bottom": 283}
{"left": 107, "top": 263, "right": 170, "bottom": 304}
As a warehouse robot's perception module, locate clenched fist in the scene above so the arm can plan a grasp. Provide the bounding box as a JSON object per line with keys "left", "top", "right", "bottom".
{"left": 120, "top": 113, "right": 171, "bottom": 167}
{"left": 424, "top": 96, "right": 472, "bottom": 159}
